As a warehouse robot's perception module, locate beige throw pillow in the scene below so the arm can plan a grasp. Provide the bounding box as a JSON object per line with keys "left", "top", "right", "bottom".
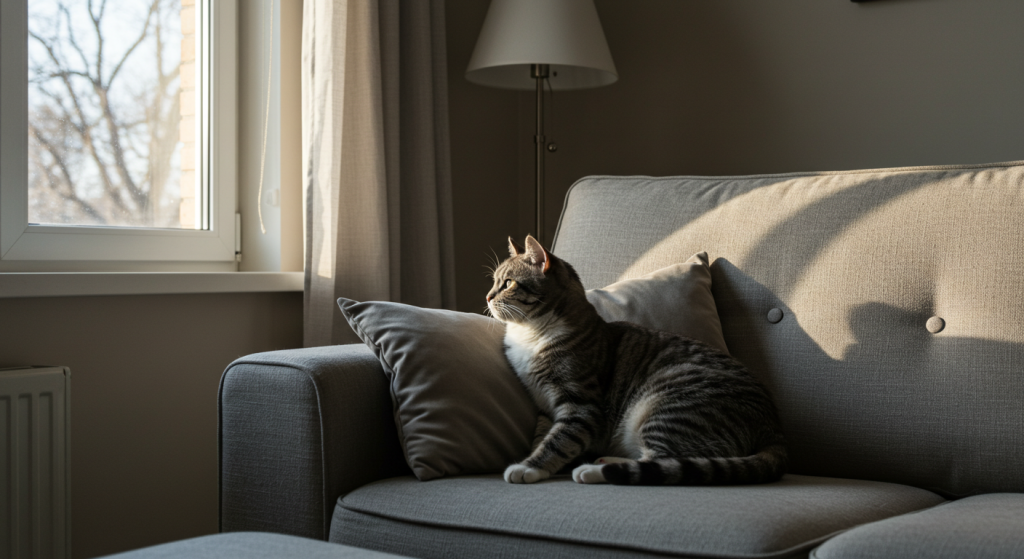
{"left": 338, "top": 251, "right": 727, "bottom": 480}
{"left": 586, "top": 252, "right": 729, "bottom": 354}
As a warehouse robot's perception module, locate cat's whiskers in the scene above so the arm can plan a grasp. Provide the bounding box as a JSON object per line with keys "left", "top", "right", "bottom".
{"left": 483, "top": 305, "right": 504, "bottom": 331}
{"left": 491, "top": 301, "right": 529, "bottom": 323}
{"left": 502, "top": 303, "right": 528, "bottom": 321}
{"left": 483, "top": 249, "right": 502, "bottom": 278}
{"left": 484, "top": 310, "right": 504, "bottom": 334}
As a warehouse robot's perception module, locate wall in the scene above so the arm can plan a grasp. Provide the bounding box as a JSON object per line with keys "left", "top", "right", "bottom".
{"left": 446, "top": 0, "right": 523, "bottom": 313}
{"left": 0, "top": 292, "right": 302, "bottom": 558}
{"left": 446, "top": 0, "right": 1024, "bottom": 310}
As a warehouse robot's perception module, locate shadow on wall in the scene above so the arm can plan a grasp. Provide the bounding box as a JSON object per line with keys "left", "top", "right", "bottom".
{"left": 712, "top": 259, "right": 1024, "bottom": 499}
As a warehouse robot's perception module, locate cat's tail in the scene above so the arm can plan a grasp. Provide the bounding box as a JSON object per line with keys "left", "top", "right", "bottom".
{"left": 601, "top": 444, "right": 788, "bottom": 486}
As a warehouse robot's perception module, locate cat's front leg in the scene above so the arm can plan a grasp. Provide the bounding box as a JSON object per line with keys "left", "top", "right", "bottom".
{"left": 504, "top": 404, "right": 600, "bottom": 484}
{"left": 505, "top": 415, "right": 554, "bottom": 483}
{"left": 531, "top": 414, "right": 552, "bottom": 451}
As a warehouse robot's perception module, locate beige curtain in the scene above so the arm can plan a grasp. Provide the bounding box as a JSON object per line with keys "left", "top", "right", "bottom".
{"left": 302, "top": 0, "right": 456, "bottom": 346}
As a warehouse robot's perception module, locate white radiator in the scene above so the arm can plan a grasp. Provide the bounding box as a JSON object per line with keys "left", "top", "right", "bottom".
{"left": 0, "top": 366, "right": 70, "bottom": 559}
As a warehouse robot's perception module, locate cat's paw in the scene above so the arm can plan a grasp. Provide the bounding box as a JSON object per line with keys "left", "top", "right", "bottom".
{"left": 574, "top": 457, "right": 635, "bottom": 484}
{"left": 572, "top": 463, "right": 607, "bottom": 484}
{"left": 504, "top": 463, "right": 550, "bottom": 484}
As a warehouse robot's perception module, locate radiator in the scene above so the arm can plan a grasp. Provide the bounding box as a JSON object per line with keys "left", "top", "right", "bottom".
{"left": 0, "top": 366, "right": 71, "bottom": 559}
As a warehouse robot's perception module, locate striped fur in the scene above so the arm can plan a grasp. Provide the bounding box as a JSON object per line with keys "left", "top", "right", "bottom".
{"left": 487, "top": 236, "right": 787, "bottom": 486}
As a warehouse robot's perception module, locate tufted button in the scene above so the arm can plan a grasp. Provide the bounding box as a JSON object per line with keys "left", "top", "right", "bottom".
{"left": 926, "top": 316, "right": 945, "bottom": 334}
{"left": 767, "top": 308, "right": 784, "bottom": 324}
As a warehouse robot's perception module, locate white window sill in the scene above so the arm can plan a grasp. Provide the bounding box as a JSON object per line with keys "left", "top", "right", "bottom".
{"left": 0, "top": 271, "right": 303, "bottom": 298}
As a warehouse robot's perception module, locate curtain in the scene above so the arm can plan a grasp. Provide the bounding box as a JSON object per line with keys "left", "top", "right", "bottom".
{"left": 302, "top": 0, "right": 456, "bottom": 346}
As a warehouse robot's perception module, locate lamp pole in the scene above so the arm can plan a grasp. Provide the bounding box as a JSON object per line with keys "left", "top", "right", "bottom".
{"left": 466, "top": 1, "right": 617, "bottom": 243}
{"left": 531, "top": 64, "right": 549, "bottom": 244}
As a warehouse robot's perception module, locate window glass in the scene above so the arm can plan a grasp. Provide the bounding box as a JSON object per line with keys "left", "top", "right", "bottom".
{"left": 27, "top": 0, "right": 201, "bottom": 229}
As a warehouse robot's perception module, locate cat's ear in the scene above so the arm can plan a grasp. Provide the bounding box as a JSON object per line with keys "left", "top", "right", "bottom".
{"left": 524, "top": 235, "right": 551, "bottom": 273}
{"left": 508, "top": 237, "right": 525, "bottom": 257}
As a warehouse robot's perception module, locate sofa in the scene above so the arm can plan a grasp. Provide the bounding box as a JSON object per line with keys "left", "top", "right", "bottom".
{"left": 219, "top": 161, "right": 1024, "bottom": 559}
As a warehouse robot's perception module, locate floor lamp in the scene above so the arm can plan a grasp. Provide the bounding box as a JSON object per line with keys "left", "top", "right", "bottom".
{"left": 466, "top": 0, "right": 617, "bottom": 245}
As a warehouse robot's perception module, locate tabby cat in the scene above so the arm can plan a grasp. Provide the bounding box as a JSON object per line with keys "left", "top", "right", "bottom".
{"left": 486, "top": 235, "right": 787, "bottom": 485}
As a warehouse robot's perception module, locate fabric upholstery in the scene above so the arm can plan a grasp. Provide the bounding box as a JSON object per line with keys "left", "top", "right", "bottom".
{"left": 337, "top": 298, "right": 538, "bottom": 481}
{"left": 219, "top": 345, "right": 408, "bottom": 539}
{"left": 812, "top": 493, "right": 1024, "bottom": 559}
{"left": 550, "top": 161, "right": 1024, "bottom": 497}
{"left": 586, "top": 251, "right": 730, "bottom": 354}
{"left": 302, "top": 0, "right": 456, "bottom": 346}
{"left": 337, "top": 259, "right": 729, "bottom": 480}
{"left": 330, "top": 474, "right": 944, "bottom": 559}
{"left": 99, "top": 533, "right": 410, "bottom": 559}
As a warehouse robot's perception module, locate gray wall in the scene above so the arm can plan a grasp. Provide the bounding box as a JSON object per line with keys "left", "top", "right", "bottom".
{"left": 0, "top": 293, "right": 302, "bottom": 558}
{"left": 447, "top": 0, "right": 523, "bottom": 313}
{"left": 447, "top": 0, "right": 1024, "bottom": 311}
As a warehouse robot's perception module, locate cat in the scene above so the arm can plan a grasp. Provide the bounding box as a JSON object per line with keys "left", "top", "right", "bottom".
{"left": 486, "top": 235, "right": 787, "bottom": 485}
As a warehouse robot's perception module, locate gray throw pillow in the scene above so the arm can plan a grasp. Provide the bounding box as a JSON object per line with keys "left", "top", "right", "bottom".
{"left": 337, "top": 299, "right": 537, "bottom": 481}
{"left": 337, "top": 251, "right": 727, "bottom": 481}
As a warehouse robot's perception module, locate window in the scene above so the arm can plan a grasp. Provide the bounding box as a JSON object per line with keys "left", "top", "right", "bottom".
{"left": 0, "top": 0, "right": 238, "bottom": 271}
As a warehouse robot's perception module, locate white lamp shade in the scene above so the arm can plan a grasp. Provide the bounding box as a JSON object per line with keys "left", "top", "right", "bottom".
{"left": 466, "top": 0, "right": 618, "bottom": 91}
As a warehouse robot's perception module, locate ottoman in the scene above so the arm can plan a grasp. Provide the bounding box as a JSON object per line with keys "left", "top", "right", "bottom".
{"left": 98, "top": 532, "right": 412, "bottom": 558}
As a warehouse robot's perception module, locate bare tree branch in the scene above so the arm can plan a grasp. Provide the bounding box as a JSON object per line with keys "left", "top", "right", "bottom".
{"left": 29, "top": 0, "right": 184, "bottom": 227}
{"left": 107, "top": 0, "right": 159, "bottom": 86}
{"left": 30, "top": 29, "right": 128, "bottom": 213}
{"left": 87, "top": 0, "right": 165, "bottom": 212}
{"left": 30, "top": 121, "right": 106, "bottom": 223}
{"left": 88, "top": 0, "right": 105, "bottom": 81}
{"left": 61, "top": 4, "right": 92, "bottom": 75}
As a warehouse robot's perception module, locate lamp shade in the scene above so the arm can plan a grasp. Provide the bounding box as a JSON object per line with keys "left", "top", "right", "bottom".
{"left": 466, "top": 0, "right": 617, "bottom": 90}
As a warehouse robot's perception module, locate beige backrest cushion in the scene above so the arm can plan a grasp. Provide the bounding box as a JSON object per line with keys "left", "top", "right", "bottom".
{"left": 551, "top": 161, "right": 1024, "bottom": 497}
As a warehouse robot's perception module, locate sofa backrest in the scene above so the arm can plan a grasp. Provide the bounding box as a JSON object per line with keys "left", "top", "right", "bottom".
{"left": 551, "top": 161, "right": 1024, "bottom": 498}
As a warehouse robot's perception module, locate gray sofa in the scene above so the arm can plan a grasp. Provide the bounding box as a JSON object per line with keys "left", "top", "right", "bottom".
{"left": 220, "top": 161, "right": 1024, "bottom": 559}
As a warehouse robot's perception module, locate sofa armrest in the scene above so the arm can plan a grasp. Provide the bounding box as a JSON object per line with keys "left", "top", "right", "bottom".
{"left": 218, "top": 344, "right": 408, "bottom": 540}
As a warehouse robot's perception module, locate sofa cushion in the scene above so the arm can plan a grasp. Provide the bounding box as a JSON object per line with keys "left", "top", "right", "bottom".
{"left": 550, "top": 162, "right": 1024, "bottom": 497}
{"left": 812, "top": 493, "right": 1024, "bottom": 559}
{"left": 330, "top": 474, "right": 944, "bottom": 559}
{"left": 99, "top": 532, "right": 410, "bottom": 559}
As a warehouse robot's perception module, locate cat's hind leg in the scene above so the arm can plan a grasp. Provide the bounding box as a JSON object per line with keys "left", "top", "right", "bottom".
{"left": 572, "top": 456, "right": 634, "bottom": 484}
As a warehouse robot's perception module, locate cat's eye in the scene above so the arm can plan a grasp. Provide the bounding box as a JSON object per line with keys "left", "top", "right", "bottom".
{"left": 504, "top": 279, "right": 516, "bottom": 289}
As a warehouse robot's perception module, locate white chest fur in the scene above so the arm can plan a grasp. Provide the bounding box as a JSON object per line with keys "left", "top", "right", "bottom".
{"left": 504, "top": 321, "right": 569, "bottom": 414}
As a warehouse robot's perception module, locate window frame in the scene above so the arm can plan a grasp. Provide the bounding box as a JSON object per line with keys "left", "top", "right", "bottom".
{"left": 0, "top": 0, "right": 238, "bottom": 270}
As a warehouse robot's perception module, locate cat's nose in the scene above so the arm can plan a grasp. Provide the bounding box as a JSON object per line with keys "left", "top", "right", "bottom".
{"left": 486, "top": 295, "right": 493, "bottom": 302}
